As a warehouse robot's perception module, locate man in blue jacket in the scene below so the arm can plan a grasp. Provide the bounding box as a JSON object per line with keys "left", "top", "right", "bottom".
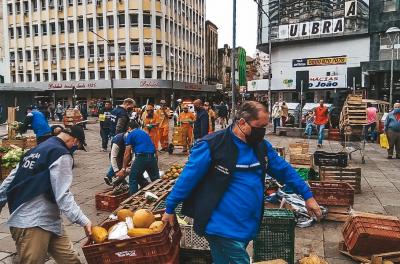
{"left": 163, "top": 101, "right": 322, "bottom": 263}
{"left": 193, "top": 99, "right": 209, "bottom": 140}
{"left": 111, "top": 98, "right": 136, "bottom": 135}
{"left": 18, "top": 106, "right": 52, "bottom": 144}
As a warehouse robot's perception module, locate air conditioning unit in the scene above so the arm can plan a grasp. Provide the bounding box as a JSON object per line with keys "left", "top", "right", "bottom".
{"left": 119, "top": 55, "right": 126, "bottom": 61}
{"left": 51, "top": 60, "right": 57, "bottom": 64}
{"left": 89, "top": 57, "right": 94, "bottom": 63}
{"left": 18, "top": 65, "right": 23, "bottom": 70}
{"left": 109, "top": 56, "right": 115, "bottom": 61}
{"left": 10, "top": 62, "right": 15, "bottom": 67}
{"left": 98, "top": 57, "right": 104, "bottom": 62}
{"left": 58, "top": 5, "right": 63, "bottom": 11}
{"left": 34, "top": 60, "right": 39, "bottom": 65}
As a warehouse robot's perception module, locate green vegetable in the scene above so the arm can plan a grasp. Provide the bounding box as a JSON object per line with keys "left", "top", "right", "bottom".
{"left": 1, "top": 148, "right": 24, "bottom": 168}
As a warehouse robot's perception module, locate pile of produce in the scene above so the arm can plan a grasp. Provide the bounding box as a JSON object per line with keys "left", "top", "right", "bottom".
{"left": 91, "top": 208, "right": 165, "bottom": 244}
{"left": 0, "top": 147, "right": 11, "bottom": 155}
{"left": 1, "top": 147, "right": 24, "bottom": 168}
{"left": 162, "top": 164, "right": 184, "bottom": 180}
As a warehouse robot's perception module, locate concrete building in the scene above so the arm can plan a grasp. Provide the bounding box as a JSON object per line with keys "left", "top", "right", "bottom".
{"left": 2, "top": 0, "right": 214, "bottom": 106}
{"left": 205, "top": 20, "right": 218, "bottom": 85}
{"left": 218, "top": 44, "right": 231, "bottom": 91}
{"left": 361, "top": 1, "right": 400, "bottom": 103}
{"left": 256, "top": 0, "right": 370, "bottom": 104}
{"left": 0, "top": 0, "right": 5, "bottom": 83}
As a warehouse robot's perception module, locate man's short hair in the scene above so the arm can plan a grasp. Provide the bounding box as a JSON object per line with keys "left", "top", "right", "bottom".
{"left": 123, "top": 98, "right": 136, "bottom": 106}
{"left": 104, "top": 101, "right": 112, "bottom": 105}
{"left": 235, "top": 101, "right": 267, "bottom": 122}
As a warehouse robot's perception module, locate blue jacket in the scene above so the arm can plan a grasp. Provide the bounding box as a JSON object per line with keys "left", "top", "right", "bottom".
{"left": 384, "top": 111, "right": 400, "bottom": 132}
{"left": 22, "top": 110, "right": 51, "bottom": 137}
{"left": 111, "top": 106, "right": 129, "bottom": 135}
{"left": 166, "top": 128, "right": 312, "bottom": 241}
{"left": 194, "top": 108, "right": 209, "bottom": 140}
{"left": 6, "top": 137, "right": 71, "bottom": 213}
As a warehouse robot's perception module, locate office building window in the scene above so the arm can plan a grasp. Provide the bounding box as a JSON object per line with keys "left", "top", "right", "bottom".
{"left": 68, "top": 0, "right": 73, "bottom": 6}
{"left": 87, "top": 17, "right": 94, "bottom": 31}
{"left": 108, "top": 44, "right": 115, "bottom": 56}
{"left": 35, "top": 73, "right": 40, "bottom": 81}
{"left": 23, "top": 1, "right": 29, "bottom": 13}
{"left": 120, "top": 68, "right": 127, "bottom": 79}
{"left": 131, "top": 69, "right": 139, "bottom": 78}
{"left": 18, "top": 74, "right": 23, "bottom": 82}
{"left": 26, "top": 50, "right": 32, "bottom": 61}
{"left": 98, "top": 44, "right": 105, "bottom": 56}
{"left": 107, "top": 15, "right": 114, "bottom": 27}
{"left": 69, "top": 45, "right": 75, "bottom": 58}
{"left": 12, "top": 73, "right": 16, "bottom": 82}
{"left": 97, "top": 16, "right": 104, "bottom": 29}
{"left": 118, "top": 13, "right": 125, "bottom": 27}
{"left": 43, "top": 70, "right": 49, "bottom": 81}
{"left": 33, "top": 48, "right": 39, "bottom": 60}
{"left": 156, "top": 16, "right": 162, "bottom": 29}
{"left": 41, "top": 23, "right": 47, "bottom": 35}
{"left": 130, "top": 14, "right": 138, "bottom": 26}
{"left": 88, "top": 44, "right": 95, "bottom": 57}
{"left": 50, "top": 22, "right": 56, "bottom": 34}
{"left": 9, "top": 28, "right": 14, "bottom": 39}
{"left": 62, "top": 70, "right": 67, "bottom": 81}
{"left": 33, "top": 24, "right": 39, "bottom": 36}
{"left": 144, "top": 70, "right": 152, "bottom": 78}
{"left": 109, "top": 70, "right": 115, "bottom": 79}
{"left": 78, "top": 16, "right": 84, "bottom": 31}
{"left": 16, "top": 1, "right": 21, "bottom": 13}
{"left": 68, "top": 20, "right": 74, "bottom": 33}
{"left": 89, "top": 71, "right": 95, "bottom": 79}
{"left": 10, "top": 52, "right": 15, "bottom": 62}
{"left": 52, "top": 73, "right": 58, "bottom": 81}
{"left": 156, "top": 44, "right": 162, "bottom": 56}
{"left": 7, "top": 3, "right": 13, "bottom": 15}
{"left": 157, "top": 70, "right": 162, "bottom": 79}
{"left": 130, "top": 40, "right": 139, "bottom": 54}
{"left": 143, "top": 14, "right": 151, "bottom": 27}
{"left": 60, "top": 47, "right": 66, "bottom": 59}
{"left": 78, "top": 46, "right": 85, "bottom": 58}
{"left": 18, "top": 49, "right": 23, "bottom": 62}
{"left": 119, "top": 43, "right": 126, "bottom": 55}
{"left": 32, "top": 0, "right": 38, "bottom": 11}
{"left": 26, "top": 71, "right": 32, "bottom": 82}
{"left": 144, "top": 43, "right": 152, "bottom": 55}
{"left": 70, "top": 71, "right": 76, "bottom": 80}
{"left": 78, "top": 0, "right": 83, "bottom": 5}
{"left": 79, "top": 69, "right": 85, "bottom": 80}
{"left": 51, "top": 46, "right": 57, "bottom": 60}
{"left": 99, "top": 68, "right": 105, "bottom": 79}
{"left": 25, "top": 25, "right": 31, "bottom": 37}
{"left": 41, "top": 0, "right": 46, "bottom": 10}
{"left": 43, "top": 49, "right": 48, "bottom": 60}
{"left": 59, "top": 20, "right": 65, "bottom": 33}
{"left": 17, "top": 27, "right": 22, "bottom": 38}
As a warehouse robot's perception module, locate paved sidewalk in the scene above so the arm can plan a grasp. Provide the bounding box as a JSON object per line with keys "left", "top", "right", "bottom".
{"left": 0, "top": 124, "right": 399, "bottom": 263}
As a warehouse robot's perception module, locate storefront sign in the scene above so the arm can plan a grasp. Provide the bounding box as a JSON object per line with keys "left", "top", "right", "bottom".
{"left": 292, "top": 56, "right": 347, "bottom": 67}
{"left": 279, "top": 18, "right": 344, "bottom": 39}
{"left": 48, "top": 82, "right": 97, "bottom": 89}
{"left": 139, "top": 80, "right": 161, "bottom": 88}
{"left": 309, "top": 75, "right": 345, "bottom": 89}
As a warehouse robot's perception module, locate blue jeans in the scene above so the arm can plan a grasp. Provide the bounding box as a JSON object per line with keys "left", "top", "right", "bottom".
{"left": 106, "top": 166, "right": 115, "bottom": 179}
{"left": 305, "top": 123, "right": 314, "bottom": 139}
{"left": 205, "top": 235, "right": 250, "bottom": 264}
{"left": 273, "top": 118, "right": 281, "bottom": 133}
{"left": 317, "top": 124, "right": 325, "bottom": 145}
{"left": 129, "top": 155, "right": 160, "bottom": 195}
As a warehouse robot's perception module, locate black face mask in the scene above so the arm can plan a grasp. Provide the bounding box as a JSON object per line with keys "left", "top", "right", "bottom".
{"left": 238, "top": 122, "right": 266, "bottom": 146}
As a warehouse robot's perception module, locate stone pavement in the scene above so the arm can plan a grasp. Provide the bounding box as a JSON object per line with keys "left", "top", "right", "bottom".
{"left": 0, "top": 123, "right": 399, "bottom": 263}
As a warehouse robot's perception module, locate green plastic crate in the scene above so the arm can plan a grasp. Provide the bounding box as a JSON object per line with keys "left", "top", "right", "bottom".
{"left": 153, "top": 200, "right": 184, "bottom": 218}
{"left": 253, "top": 209, "right": 295, "bottom": 264}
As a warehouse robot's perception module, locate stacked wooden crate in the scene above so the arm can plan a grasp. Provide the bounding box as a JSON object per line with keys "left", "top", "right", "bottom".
{"left": 340, "top": 94, "right": 367, "bottom": 129}
{"left": 289, "top": 143, "right": 312, "bottom": 167}
{"left": 63, "top": 108, "right": 83, "bottom": 127}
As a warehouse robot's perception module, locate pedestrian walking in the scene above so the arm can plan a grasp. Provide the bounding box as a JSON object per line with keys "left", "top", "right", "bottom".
{"left": 366, "top": 103, "right": 378, "bottom": 142}
{"left": 18, "top": 106, "right": 52, "bottom": 144}
{"left": 304, "top": 111, "right": 315, "bottom": 140}
{"left": 0, "top": 126, "right": 92, "bottom": 264}
{"left": 117, "top": 121, "right": 160, "bottom": 195}
{"left": 384, "top": 103, "right": 400, "bottom": 159}
{"left": 156, "top": 100, "right": 173, "bottom": 151}
{"left": 272, "top": 102, "right": 282, "bottom": 133}
{"left": 314, "top": 100, "right": 329, "bottom": 148}
{"left": 281, "top": 101, "right": 289, "bottom": 126}
{"left": 217, "top": 101, "right": 228, "bottom": 129}
{"left": 80, "top": 103, "right": 89, "bottom": 130}
{"left": 99, "top": 101, "right": 113, "bottom": 152}
{"left": 179, "top": 105, "right": 195, "bottom": 153}
{"left": 162, "top": 101, "right": 322, "bottom": 263}
{"left": 142, "top": 104, "right": 160, "bottom": 150}
{"left": 55, "top": 102, "right": 64, "bottom": 122}
{"left": 204, "top": 102, "right": 216, "bottom": 133}
{"left": 111, "top": 98, "right": 136, "bottom": 135}
{"left": 193, "top": 99, "right": 209, "bottom": 140}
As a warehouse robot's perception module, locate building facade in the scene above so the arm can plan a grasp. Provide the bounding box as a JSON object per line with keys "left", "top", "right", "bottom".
{"left": 257, "top": 0, "right": 370, "bottom": 104}
{"left": 4, "top": 0, "right": 205, "bottom": 85}
{"left": 361, "top": 1, "right": 400, "bottom": 103}
{"left": 205, "top": 20, "right": 218, "bottom": 85}
{"left": 0, "top": 0, "right": 5, "bottom": 83}
{"left": 218, "top": 44, "right": 231, "bottom": 90}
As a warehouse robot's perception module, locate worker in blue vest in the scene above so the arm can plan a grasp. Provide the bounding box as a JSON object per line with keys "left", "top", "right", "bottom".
{"left": 18, "top": 106, "right": 52, "bottom": 144}
{"left": 163, "top": 101, "right": 322, "bottom": 264}
{"left": 0, "top": 125, "right": 91, "bottom": 263}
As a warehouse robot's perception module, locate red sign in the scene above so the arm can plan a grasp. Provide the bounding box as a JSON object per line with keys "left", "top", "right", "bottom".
{"left": 140, "top": 80, "right": 160, "bottom": 88}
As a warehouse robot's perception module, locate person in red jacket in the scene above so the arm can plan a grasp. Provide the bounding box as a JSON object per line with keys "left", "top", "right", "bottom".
{"left": 314, "top": 100, "right": 329, "bottom": 148}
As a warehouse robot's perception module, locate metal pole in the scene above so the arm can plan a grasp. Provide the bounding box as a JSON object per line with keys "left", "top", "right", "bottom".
{"left": 353, "top": 76, "right": 356, "bottom": 94}
{"left": 268, "top": 20, "right": 272, "bottom": 114}
{"left": 231, "top": 0, "right": 237, "bottom": 118}
{"left": 390, "top": 43, "right": 394, "bottom": 106}
{"left": 299, "top": 80, "right": 303, "bottom": 128}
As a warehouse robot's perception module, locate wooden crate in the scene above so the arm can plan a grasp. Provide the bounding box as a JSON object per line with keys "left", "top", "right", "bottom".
{"left": 325, "top": 206, "right": 350, "bottom": 222}
{"left": 290, "top": 153, "right": 312, "bottom": 166}
{"left": 320, "top": 166, "right": 361, "bottom": 194}
{"left": 25, "top": 137, "right": 37, "bottom": 149}
{"left": 1, "top": 138, "right": 26, "bottom": 149}
{"left": 371, "top": 251, "right": 400, "bottom": 264}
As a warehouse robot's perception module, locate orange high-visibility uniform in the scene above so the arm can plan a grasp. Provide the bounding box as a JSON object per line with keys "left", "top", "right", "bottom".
{"left": 179, "top": 111, "right": 195, "bottom": 151}
{"left": 142, "top": 112, "right": 160, "bottom": 150}
{"left": 207, "top": 109, "right": 216, "bottom": 133}
{"left": 156, "top": 107, "right": 172, "bottom": 149}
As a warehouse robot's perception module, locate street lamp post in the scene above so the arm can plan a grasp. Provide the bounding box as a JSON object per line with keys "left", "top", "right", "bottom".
{"left": 254, "top": 0, "right": 272, "bottom": 113}
{"left": 90, "top": 30, "right": 114, "bottom": 106}
{"left": 386, "top": 27, "right": 400, "bottom": 106}
{"left": 231, "top": 0, "right": 237, "bottom": 117}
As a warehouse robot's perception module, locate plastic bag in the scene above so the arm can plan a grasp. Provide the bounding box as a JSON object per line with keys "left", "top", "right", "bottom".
{"left": 380, "top": 133, "right": 389, "bottom": 149}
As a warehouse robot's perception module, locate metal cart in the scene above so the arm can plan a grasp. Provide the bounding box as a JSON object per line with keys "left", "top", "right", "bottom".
{"left": 340, "top": 125, "right": 366, "bottom": 164}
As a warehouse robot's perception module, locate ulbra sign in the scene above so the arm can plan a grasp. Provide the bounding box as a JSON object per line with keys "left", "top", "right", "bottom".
{"left": 309, "top": 76, "right": 345, "bottom": 89}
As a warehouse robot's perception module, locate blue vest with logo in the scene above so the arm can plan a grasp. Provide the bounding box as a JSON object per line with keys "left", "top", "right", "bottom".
{"left": 6, "top": 137, "right": 71, "bottom": 213}
{"left": 182, "top": 127, "right": 268, "bottom": 236}
{"left": 31, "top": 110, "right": 51, "bottom": 137}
